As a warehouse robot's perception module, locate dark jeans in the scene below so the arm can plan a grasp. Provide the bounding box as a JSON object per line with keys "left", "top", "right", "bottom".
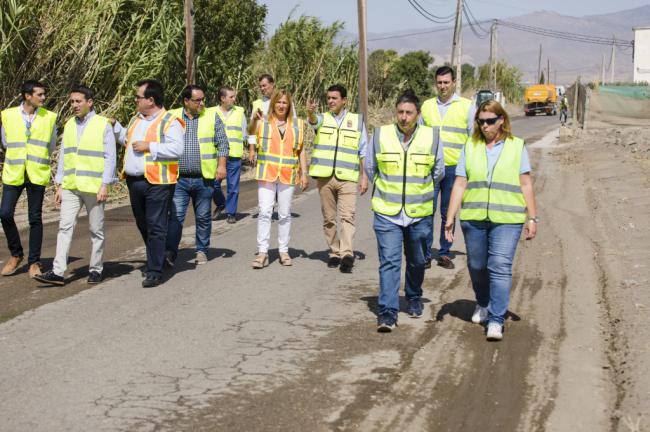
{"left": 126, "top": 177, "right": 174, "bottom": 278}
{"left": 0, "top": 178, "right": 45, "bottom": 264}
{"left": 213, "top": 157, "right": 242, "bottom": 216}
{"left": 374, "top": 213, "right": 432, "bottom": 319}
{"left": 166, "top": 176, "right": 213, "bottom": 257}
{"left": 426, "top": 164, "right": 456, "bottom": 261}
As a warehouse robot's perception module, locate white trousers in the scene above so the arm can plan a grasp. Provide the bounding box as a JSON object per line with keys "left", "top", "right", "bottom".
{"left": 257, "top": 180, "right": 295, "bottom": 254}
{"left": 52, "top": 188, "right": 105, "bottom": 276}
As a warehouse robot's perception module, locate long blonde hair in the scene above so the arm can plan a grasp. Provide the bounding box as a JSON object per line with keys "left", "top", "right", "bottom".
{"left": 472, "top": 100, "right": 513, "bottom": 143}
{"left": 268, "top": 89, "right": 293, "bottom": 123}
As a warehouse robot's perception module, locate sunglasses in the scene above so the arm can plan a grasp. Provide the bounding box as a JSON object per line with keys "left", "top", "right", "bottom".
{"left": 477, "top": 116, "right": 501, "bottom": 126}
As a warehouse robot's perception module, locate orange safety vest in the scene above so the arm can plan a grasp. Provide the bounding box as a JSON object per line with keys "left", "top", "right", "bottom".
{"left": 121, "top": 110, "right": 185, "bottom": 184}
{"left": 255, "top": 118, "right": 304, "bottom": 185}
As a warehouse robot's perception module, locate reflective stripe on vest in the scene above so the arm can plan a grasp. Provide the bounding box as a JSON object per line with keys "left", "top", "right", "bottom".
{"left": 421, "top": 96, "right": 472, "bottom": 166}
{"left": 215, "top": 106, "right": 245, "bottom": 158}
{"left": 459, "top": 136, "right": 527, "bottom": 223}
{"left": 255, "top": 118, "right": 304, "bottom": 185}
{"left": 62, "top": 114, "right": 108, "bottom": 193}
{"left": 309, "top": 111, "right": 362, "bottom": 182}
{"left": 1, "top": 106, "right": 56, "bottom": 186}
{"left": 169, "top": 107, "right": 217, "bottom": 179}
{"left": 122, "top": 110, "right": 184, "bottom": 184}
{"left": 371, "top": 124, "right": 439, "bottom": 218}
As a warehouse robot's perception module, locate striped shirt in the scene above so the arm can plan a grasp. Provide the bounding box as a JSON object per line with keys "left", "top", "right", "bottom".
{"left": 179, "top": 108, "right": 229, "bottom": 176}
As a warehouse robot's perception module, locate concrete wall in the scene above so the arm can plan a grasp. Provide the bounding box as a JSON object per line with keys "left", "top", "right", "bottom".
{"left": 634, "top": 27, "right": 650, "bottom": 83}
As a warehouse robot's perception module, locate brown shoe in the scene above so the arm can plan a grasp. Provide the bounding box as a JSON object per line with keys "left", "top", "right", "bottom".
{"left": 1, "top": 256, "right": 24, "bottom": 276}
{"left": 29, "top": 262, "right": 43, "bottom": 278}
{"left": 437, "top": 256, "right": 455, "bottom": 270}
{"left": 279, "top": 252, "right": 292, "bottom": 266}
{"left": 251, "top": 253, "right": 269, "bottom": 269}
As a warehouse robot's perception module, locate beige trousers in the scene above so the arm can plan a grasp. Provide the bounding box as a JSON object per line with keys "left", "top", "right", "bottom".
{"left": 317, "top": 176, "right": 357, "bottom": 258}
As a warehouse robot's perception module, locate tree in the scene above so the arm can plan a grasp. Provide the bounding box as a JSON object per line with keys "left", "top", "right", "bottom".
{"left": 368, "top": 49, "right": 399, "bottom": 104}
{"left": 391, "top": 51, "right": 434, "bottom": 99}
{"left": 461, "top": 63, "right": 475, "bottom": 92}
{"left": 476, "top": 61, "right": 524, "bottom": 103}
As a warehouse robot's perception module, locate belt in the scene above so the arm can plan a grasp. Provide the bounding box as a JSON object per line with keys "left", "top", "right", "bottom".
{"left": 126, "top": 175, "right": 146, "bottom": 181}
{"left": 179, "top": 173, "right": 204, "bottom": 179}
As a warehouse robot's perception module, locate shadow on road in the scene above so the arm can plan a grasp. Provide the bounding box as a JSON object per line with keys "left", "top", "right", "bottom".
{"left": 360, "top": 295, "right": 432, "bottom": 317}
{"left": 435, "top": 299, "right": 522, "bottom": 323}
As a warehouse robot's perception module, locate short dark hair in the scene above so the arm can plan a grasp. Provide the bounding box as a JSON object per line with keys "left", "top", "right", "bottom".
{"left": 326, "top": 84, "right": 347, "bottom": 99}
{"left": 70, "top": 84, "right": 95, "bottom": 101}
{"left": 435, "top": 65, "right": 456, "bottom": 81}
{"left": 258, "top": 74, "right": 275, "bottom": 84}
{"left": 218, "top": 85, "right": 235, "bottom": 102}
{"left": 20, "top": 80, "right": 46, "bottom": 100}
{"left": 135, "top": 79, "right": 165, "bottom": 107}
{"left": 395, "top": 90, "right": 421, "bottom": 111}
{"left": 181, "top": 84, "right": 205, "bottom": 101}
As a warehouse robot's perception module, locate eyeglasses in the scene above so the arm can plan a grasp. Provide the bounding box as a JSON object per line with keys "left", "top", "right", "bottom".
{"left": 190, "top": 98, "right": 205, "bottom": 104}
{"left": 134, "top": 94, "right": 148, "bottom": 101}
{"left": 477, "top": 117, "right": 501, "bottom": 126}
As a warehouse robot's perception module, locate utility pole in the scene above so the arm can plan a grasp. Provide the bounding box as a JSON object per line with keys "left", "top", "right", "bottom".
{"left": 572, "top": 76, "right": 580, "bottom": 132}
{"left": 489, "top": 21, "right": 497, "bottom": 91}
{"left": 357, "top": 0, "right": 369, "bottom": 122}
{"left": 554, "top": 69, "right": 557, "bottom": 86}
{"left": 537, "top": 44, "right": 542, "bottom": 84}
{"left": 547, "top": 58, "right": 550, "bottom": 84}
{"left": 450, "top": 0, "right": 463, "bottom": 69}
{"left": 456, "top": 31, "right": 463, "bottom": 94}
{"left": 610, "top": 36, "right": 616, "bottom": 84}
{"left": 184, "top": 0, "right": 195, "bottom": 84}
{"left": 601, "top": 53, "right": 606, "bottom": 85}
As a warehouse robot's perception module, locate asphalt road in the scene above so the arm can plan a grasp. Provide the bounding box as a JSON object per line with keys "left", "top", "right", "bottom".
{"left": 0, "top": 114, "right": 561, "bottom": 431}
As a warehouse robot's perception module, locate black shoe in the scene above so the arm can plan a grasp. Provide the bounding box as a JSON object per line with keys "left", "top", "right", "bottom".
{"left": 212, "top": 206, "right": 224, "bottom": 221}
{"left": 33, "top": 270, "right": 65, "bottom": 286}
{"left": 226, "top": 214, "right": 236, "bottom": 224}
{"left": 142, "top": 276, "right": 162, "bottom": 288}
{"left": 377, "top": 313, "right": 397, "bottom": 333}
{"left": 87, "top": 271, "right": 102, "bottom": 284}
{"left": 407, "top": 297, "right": 423, "bottom": 318}
{"left": 340, "top": 255, "right": 354, "bottom": 273}
{"left": 424, "top": 258, "right": 432, "bottom": 269}
{"left": 437, "top": 256, "right": 455, "bottom": 269}
{"left": 327, "top": 256, "right": 341, "bottom": 268}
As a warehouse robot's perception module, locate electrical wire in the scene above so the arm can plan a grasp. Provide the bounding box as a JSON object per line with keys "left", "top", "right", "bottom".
{"left": 463, "top": 8, "right": 488, "bottom": 39}
{"left": 496, "top": 20, "right": 633, "bottom": 47}
{"left": 407, "top": 0, "right": 456, "bottom": 24}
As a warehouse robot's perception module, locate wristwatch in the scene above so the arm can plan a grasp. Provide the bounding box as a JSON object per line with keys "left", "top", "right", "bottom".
{"left": 528, "top": 216, "right": 539, "bottom": 223}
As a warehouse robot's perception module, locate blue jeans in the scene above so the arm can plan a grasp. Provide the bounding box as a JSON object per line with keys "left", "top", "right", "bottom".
{"left": 213, "top": 157, "right": 241, "bottom": 216}
{"left": 373, "top": 214, "right": 432, "bottom": 319}
{"left": 427, "top": 164, "right": 456, "bottom": 261}
{"left": 461, "top": 220, "right": 523, "bottom": 325}
{"left": 166, "top": 176, "right": 213, "bottom": 257}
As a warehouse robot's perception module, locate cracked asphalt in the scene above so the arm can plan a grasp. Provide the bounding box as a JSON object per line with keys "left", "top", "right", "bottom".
{"left": 0, "top": 116, "right": 600, "bottom": 432}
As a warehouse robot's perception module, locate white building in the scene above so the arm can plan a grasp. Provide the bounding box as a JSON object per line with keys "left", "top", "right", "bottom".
{"left": 633, "top": 26, "right": 650, "bottom": 84}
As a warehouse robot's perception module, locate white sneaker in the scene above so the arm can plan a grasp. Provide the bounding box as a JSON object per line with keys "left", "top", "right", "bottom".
{"left": 486, "top": 322, "right": 503, "bottom": 341}
{"left": 195, "top": 251, "right": 208, "bottom": 265}
{"left": 471, "top": 305, "right": 488, "bottom": 324}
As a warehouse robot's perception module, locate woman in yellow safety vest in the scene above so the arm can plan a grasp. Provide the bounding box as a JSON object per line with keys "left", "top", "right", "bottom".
{"left": 249, "top": 89, "right": 308, "bottom": 268}
{"left": 445, "top": 100, "right": 538, "bottom": 341}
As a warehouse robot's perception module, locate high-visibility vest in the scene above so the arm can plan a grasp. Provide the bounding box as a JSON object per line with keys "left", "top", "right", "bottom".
{"left": 251, "top": 98, "right": 266, "bottom": 117}
{"left": 421, "top": 96, "right": 472, "bottom": 166}
{"left": 215, "top": 106, "right": 245, "bottom": 158}
{"left": 255, "top": 118, "right": 304, "bottom": 185}
{"left": 62, "top": 114, "right": 109, "bottom": 194}
{"left": 169, "top": 107, "right": 217, "bottom": 179}
{"left": 309, "top": 111, "right": 362, "bottom": 182}
{"left": 121, "top": 110, "right": 185, "bottom": 184}
{"left": 1, "top": 106, "right": 56, "bottom": 186}
{"left": 371, "top": 124, "right": 439, "bottom": 218}
{"left": 460, "top": 136, "right": 527, "bottom": 224}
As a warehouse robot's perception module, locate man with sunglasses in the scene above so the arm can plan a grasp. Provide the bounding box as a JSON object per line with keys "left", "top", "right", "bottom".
{"left": 421, "top": 66, "right": 476, "bottom": 270}
{"left": 166, "top": 85, "right": 228, "bottom": 267}
{"left": 113, "top": 79, "right": 185, "bottom": 287}
{"left": 0, "top": 80, "right": 57, "bottom": 278}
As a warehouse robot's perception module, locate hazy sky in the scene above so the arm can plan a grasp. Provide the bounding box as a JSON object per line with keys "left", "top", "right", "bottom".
{"left": 261, "top": 0, "right": 650, "bottom": 35}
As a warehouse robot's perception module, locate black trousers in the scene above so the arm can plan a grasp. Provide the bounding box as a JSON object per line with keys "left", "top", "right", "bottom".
{"left": 0, "top": 175, "right": 45, "bottom": 264}
{"left": 126, "top": 177, "right": 174, "bottom": 278}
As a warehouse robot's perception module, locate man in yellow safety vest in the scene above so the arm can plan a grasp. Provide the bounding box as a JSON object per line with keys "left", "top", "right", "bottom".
{"left": 213, "top": 85, "right": 247, "bottom": 224}
{"left": 33, "top": 85, "right": 116, "bottom": 286}
{"left": 0, "top": 80, "right": 57, "bottom": 279}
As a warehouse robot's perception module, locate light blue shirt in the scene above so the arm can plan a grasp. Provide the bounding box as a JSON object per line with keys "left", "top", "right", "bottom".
{"left": 366, "top": 124, "right": 445, "bottom": 227}
{"left": 455, "top": 140, "right": 531, "bottom": 180}
{"left": 114, "top": 110, "right": 185, "bottom": 176}
{"left": 1, "top": 103, "right": 58, "bottom": 155}
{"left": 309, "top": 109, "right": 368, "bottom": 158}
{"left": 54, "top": 110, "right": 117, "bottom": 186}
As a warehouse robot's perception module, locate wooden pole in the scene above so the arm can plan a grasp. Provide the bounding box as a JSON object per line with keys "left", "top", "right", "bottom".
{"left": 456, "top": 30, "right": 462, "bottom": 95}
{"left": 450, "top": 0, "right": 463, "bottom": 69}
{"left": 601, "top": 53, "right": 606, "bottom": 85}
{"left": 610, "top": 36, "right": 616, "bottom": 84}
{"left": 184, "top": 0, "right": 195, "bottom": 85}
{"left": 547, "top": 58, "right": 550, "bottom": 84}
{"left": 537, "top": 44, "right": 542, "bottom": 84}
{"left": 489, "top": 21, "right": 495, "bottom": 91}
{"left": 357, "top": 0, "right": 369, "bottom": 121}
{"left": 572, "top": 76, "right": 580, "bottom": 131}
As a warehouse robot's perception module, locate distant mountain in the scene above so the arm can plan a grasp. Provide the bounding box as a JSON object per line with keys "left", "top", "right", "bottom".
{"left": 342, "top": 5, "right": 650, "bottom": 85}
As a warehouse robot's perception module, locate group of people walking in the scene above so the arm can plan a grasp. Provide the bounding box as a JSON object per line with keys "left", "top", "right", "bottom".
{"left": 0, "top": 66, "right": 538, "bottom": 341}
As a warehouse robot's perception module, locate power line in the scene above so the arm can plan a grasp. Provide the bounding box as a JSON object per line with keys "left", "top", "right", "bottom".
{"left": 367, "top": 20, "right": 492, "bottom": 42}
{"left": 407, "top": 0, "right": 456, "bottom": 24}
{"left": 497, "top": 20, "right": 634, "bottom": 47}
{"left": 464, "top": 1, "right": 490, "bottom": 34}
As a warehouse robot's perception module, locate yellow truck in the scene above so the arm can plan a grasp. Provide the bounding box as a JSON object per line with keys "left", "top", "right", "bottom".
{"left": 524, "top": 84, "right": 557, "bottom": 116}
